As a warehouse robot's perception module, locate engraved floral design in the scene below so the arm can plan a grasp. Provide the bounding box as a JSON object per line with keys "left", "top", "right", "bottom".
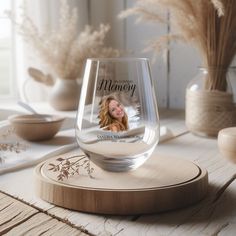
{"left": 48, "top": 154, "right": 94, "bottom": 181}
{"left": 0, "top": 127, "right": 26, "bottom": 164}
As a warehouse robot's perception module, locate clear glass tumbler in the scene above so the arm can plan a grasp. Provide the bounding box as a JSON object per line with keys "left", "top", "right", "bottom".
{"left": 76, "top": 58, "right": 159, "bottom": 172}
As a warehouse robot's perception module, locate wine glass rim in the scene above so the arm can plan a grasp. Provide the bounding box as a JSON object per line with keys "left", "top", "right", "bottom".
{"left": 87, "top": 57, "right": 149, "bottom": 62}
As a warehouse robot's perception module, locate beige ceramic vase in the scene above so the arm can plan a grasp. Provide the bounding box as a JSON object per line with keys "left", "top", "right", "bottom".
{"left": 49, "top": 78, "right": 81, "bottom": 111}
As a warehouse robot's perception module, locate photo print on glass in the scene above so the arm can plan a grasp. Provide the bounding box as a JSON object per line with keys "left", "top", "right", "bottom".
{"left": 76, "top": 58, "right": 159, "bottom": 172}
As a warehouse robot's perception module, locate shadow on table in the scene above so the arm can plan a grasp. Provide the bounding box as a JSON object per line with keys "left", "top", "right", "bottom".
{"left": 130, "top": 182, "right": 236, "bottom": 225}
{"left": 38, "top": 136, "right": 76, "bottom": 146}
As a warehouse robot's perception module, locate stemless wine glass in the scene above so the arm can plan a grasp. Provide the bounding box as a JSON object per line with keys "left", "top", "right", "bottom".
{"left": 76, "top": 58, "right": 159, "bottom": 172}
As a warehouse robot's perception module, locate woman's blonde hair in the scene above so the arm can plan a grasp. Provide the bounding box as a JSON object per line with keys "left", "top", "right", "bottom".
{"left": 98, "top": 95, "right": 128, "bottom": 131}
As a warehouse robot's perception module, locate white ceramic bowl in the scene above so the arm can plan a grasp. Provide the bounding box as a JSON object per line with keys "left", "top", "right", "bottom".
{"left": 218, "top": 127, "right": 236, "bottom": 163}
{"left": 8, "top": 114, "right": 65, "bottom": 141}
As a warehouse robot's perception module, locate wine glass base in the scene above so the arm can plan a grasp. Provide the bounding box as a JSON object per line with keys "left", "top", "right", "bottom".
{"left": 90, "top": 154, "right": 150, "bottom": 172}
{"left": 83, "top": 144, "right": 156, "bottom": 172}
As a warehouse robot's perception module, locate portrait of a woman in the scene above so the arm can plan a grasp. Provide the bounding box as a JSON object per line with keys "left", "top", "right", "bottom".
{"left": 98, "top": 95, "right": 129, "bottom": 132}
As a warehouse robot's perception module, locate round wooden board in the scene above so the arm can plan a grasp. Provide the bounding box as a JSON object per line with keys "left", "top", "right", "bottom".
{"left": 34, "top": 153, "right": 208, "bottom": 215}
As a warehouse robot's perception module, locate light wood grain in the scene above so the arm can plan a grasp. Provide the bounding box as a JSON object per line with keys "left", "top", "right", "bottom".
{"left": 35, "top": 153, "right": 208, "bottom": 215}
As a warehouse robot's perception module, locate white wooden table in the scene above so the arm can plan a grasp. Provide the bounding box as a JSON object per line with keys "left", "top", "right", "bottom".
{"left": 0, "top": 108, "right": 236, "bottom": 236}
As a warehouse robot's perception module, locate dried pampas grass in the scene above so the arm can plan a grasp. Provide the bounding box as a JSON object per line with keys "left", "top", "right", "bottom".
{"left": 120, "top": 0, "right": 236, "bottom": 91}
{"left": 8, "top": 0, "right": 120, "bottom": 80}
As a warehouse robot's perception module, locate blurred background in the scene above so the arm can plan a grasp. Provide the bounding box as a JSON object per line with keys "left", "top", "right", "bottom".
{"left": 1, "top": 0, "right": 235, "bottom": 109}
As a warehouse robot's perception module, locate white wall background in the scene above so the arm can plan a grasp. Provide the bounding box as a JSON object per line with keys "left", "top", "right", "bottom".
{"left": 89, "top": 0, "right": 202, "bottom": 109}
{"left": 89, "top": 0, "right": 236, "bottom": 109}
{"left": 20, "top": 0, "right": 236, "bottom": 107}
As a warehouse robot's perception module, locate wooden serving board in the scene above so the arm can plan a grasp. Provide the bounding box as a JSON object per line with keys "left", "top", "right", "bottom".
{"left": 34, "top": 153, "right": 208, "bottom": 215}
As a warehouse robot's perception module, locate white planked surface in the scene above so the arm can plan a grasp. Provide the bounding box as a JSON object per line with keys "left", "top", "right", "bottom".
{"left": 1, "top": 109, "right": 236, "bottom": 235}
{"left": 0, "top": 192, "right": 88, "bottom": 235}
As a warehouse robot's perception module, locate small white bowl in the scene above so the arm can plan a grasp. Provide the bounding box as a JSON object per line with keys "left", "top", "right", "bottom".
{"left": 8, "top": 114, "right": 65, "bottom": 141}
{"left": 218, "top": 127, "right": 236, "bottom": 163}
